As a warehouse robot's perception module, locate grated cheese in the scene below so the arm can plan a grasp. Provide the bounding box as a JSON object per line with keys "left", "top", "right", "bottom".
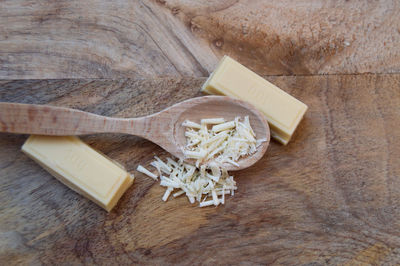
{"left": 182, "top": 120, "right": 201, "bottom": 129}
{"left": 136, "top": 116, "right": 266, "bottom": 207}
{"left": 162, "top": 187, "right": 173, "bottom": 201}
{"left": 182, "top": 116, "right": 264, "bottom": 167}
{"left": 136, "top": 165, "right": 158, "bottom": 180}
{"left": 201, "top": 118, "right": 225, "bottom": 124}
{"left": 139, "top": 155, "right": 237, "bottom": 207}
{"left": 212, "top": 121, "right": 235, "bottom": 133}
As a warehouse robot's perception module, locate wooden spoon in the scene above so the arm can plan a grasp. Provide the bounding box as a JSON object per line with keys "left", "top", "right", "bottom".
{"left": 0, "top": 96, "right": 270, "bottom": 170}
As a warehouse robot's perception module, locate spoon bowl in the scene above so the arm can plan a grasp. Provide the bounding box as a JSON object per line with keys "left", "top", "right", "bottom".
{"left": 172, "top": 96, "right": 270, "bottom": 170}
{"left": 0, "top": 96, "right": 270, "bottom": 170}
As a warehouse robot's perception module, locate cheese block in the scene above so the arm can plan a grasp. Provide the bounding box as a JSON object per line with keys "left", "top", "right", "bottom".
{"left": 22, "top": 135, "right": 134, "bottom": 211}
{"left": 202, "top": 56, "right": 308, "bottom": 144}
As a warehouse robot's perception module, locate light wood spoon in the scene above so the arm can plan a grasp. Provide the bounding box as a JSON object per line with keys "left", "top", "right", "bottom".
{"left": 0, "top": 96, "right": 270, "bottom": 170}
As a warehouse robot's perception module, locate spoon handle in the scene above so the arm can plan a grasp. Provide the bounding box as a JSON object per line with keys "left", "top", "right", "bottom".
{"left": 0, "top": 102, "right": 139, "bottom": 136}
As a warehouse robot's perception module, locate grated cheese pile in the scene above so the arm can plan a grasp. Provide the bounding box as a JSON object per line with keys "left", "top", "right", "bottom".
{"left": 137, "top": 116, "right": 266, "bottom": 207}
{"left": 138, "top": 156, "right": 236, "bottom": 207}
{"left": 182, "top": 116, "right": 266, "bottom": 167}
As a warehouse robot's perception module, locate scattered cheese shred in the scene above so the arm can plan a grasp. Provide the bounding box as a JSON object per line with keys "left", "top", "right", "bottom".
{"left": 136, "top": 165, "right": 158, "bottom": 180}
{"left": 139, "top": 155, "right": 237, "bottom": 207}
{"left": 136, "top": 116, "right": 266, "bottom": 207}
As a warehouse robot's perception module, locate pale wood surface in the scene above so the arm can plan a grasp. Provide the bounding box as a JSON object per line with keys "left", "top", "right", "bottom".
{"left": 0, "top": 97, "right": 270, "bottom": 170}
{"left": 0, "top": 75, "right": 399, "bottom": 265}
{"left": 1, "top": 0, "right": 399, "bottom": 78}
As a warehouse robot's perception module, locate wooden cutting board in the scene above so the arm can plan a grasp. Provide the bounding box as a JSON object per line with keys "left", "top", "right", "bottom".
{"left": 2, "top": 0, "right": 399, "bottom": 79}
{"left": 0, "top": 75, "right": 399, "bottom": 265}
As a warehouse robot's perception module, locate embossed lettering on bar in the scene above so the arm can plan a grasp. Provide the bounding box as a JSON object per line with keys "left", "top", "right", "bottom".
{"left": 22, "top": 135, "right": 134, "bottom": 211}
{"left": 202, "top": 56, "right": 308, "bottom": 144}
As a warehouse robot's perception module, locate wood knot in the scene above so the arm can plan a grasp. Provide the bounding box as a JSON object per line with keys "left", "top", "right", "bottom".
{"left": 171, "top": 7, "right": 180, "bottom": 15}
{"left": 28, "top": 106, "right": 38, "bottom": 121}
{"left": 214, "top": 39, "right": 224, "bottom": 48}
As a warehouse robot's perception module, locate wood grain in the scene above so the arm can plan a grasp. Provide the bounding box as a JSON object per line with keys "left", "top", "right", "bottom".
{"left": 1, "top": 0, "right": 399, "bottom": 79}
{"left": 0, "top": 75, "right": 399, "bottom": 264}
